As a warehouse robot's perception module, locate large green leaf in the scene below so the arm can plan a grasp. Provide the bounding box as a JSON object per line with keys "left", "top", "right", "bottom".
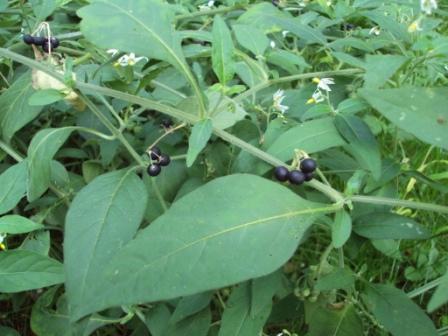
{"left": 266, "top": 117, "right": 346, "bottom": 165}
{"left": 0, "top": 250, "right": 64, "bottom": 292}
{"left": 332, "top": 209, "right": 352, "bottom": 248}
{"left": 305, "top": 302, "right": 363, "bottom": 336}
{"left": 233, "top": 24, "right": 269, "bottom": 57}
{"left": 212, "top": 16, "right": 235, "bottom": 85}
{"left": 0, "top": 215, "right": 44, "bottom": 234}
{"left": 359, "top": 87, "right": 448, "bottom": 150}
{"left": 363, "top": 55, "right": 407, "bottom": 89}
{"left": 0, "top": 72, "right": 42, "bottom": 142}
{"left": 0, "top": 161, "right": 27, "bottom": 215}
{"left": 363, "top": 284, "right": 437, "bottom": 336}
{"left": 64, "top": 169, "right": 148, "bottom": 319}
{"left": 78, "top": 0, "right": 185, "bottom": 71}
{"left": 354, "top": 212, "right": 430, "bottom": 240}
{"left": 335, "top": 114, "right": 381, "bottom": 180}
{"left": 73, "top": 174, "right": 324, "bottom": 319}
{"left": 27, "top": 127, "right": 75, "bottom": 201}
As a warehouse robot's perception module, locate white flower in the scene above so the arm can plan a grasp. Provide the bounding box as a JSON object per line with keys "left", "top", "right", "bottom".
{"left": 273, "top": 89, "right": 289, "bottom": 114}
{"left": 0, "top": 233, "right": 6, "bottom": 250}
{"left": 408, "top": 19, "right": 423, "bottom": 33}
{"left": 116, "top": 53, "right": 148, "bottom": 67}
{"left": 306, "top": 90, "right": 325, "bottom": 104}
{"left": 208, "top": 0, "right": 215, "bottom": 6}
{"left": 270, "top": 40, "right": 276, "bottom": 48}
{"left": 107, "top": 49, "right": 119, "bottom": 57}
{"left": 313, "top": 77, "right": 334, "bottom": 92}
{"left": 282, "top": 30, "right": 289, "bottom": 37}
{"left": 369, "top": 26, "right": 381, "bottom": 36}
{"left": 421, "top": 0, "right": 437, "bottom": 15}
{"left": 199, "top": 0, "right": 214, "bottom": 10}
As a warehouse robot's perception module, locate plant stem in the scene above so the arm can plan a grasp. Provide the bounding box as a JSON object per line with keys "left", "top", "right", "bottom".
{"left": 174, "top": 5, "right": 244, "bottom": 21}
{"left": 407, "top": 276, "right": 444, "bottom": 299}
{"left": 350, "top": 195, "right": 448, "bottom": 214}
{"left": 234, "top": 68, "right": 364, "bottom": 102}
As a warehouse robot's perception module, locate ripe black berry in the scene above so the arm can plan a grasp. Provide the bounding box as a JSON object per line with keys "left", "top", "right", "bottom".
{"left": 158, "top": 154, "right": 171, "bottom": 167}
{"left": 288, "top": 170, "right": 305, "bottom": 185}
{"left": 147, "top": 164, "right": 161, "bottom": 177}
{"left": 50, "top": 37, "right": 60, "bottom": 48}
{"left": 274, "top": 166, "right": 289, "bottom": 182}
{"left": 23, "top": 34, "right": 34, "bottom": 45}
{"left": 304, "top": 172, "right": 314, "bottom": 182}
{"left": 300, "top": 158, "right": 317, "bottom": 173}
{"left": 42, "top": 40, "right": 51, "bottom": 53}
{"left": 41, "top": 37, "right": 60, "bottom": 53}
{"left": 161, "top": 118, "right": 173, "bottom": 128}
{"left": 150, "top": 147, "right": 161, "bottom": 160}
{"left": 33, "top": 36, "right": 46, "bottom": 46}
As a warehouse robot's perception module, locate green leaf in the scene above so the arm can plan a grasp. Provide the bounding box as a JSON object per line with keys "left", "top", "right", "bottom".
{"left": 251, "top": 271, "right": 283, "bottom": 317}
{"left": 20, "top": 230, "right": 51, "bottom": 256}
{"left": 363, "top": 55, "right": 407, "bottom": 89}
{"left": 363, "top": 284, "right": 437, "bottom": 336}
{"left": 335, "top": 114, "right": 381, "bottom": 180}
{"left": 332, "top": 209, "right": 352, "bottom": 248}
{"left": 212, "top": 16, "right": 235, "bottom": 85}
{"left": 265, "top": 118, "right": 346, "bottom": 168}
{"left": 0, "top": 250, "right": 64, "bottom": 293}
{"left": 31, "top": 287, "right": 105, "bottom": 336}
{"left": 305, "top": 302, "right": 363, "bottom": 336}
{"left": 186, "top": 119, "right": 213, "bottom": 167}
{"left": 28, "top": 89, "right": 65, "bottom": 106}
{"left": 427, "top": 271, "right": 448, "bottom": 312}
{"left": 27, "top": 127, "right": 75, "bottom": 201}
{"left": 315, "top": 268, "right": 355, "bottom": 291}
{"left": 0, "top": 326, "right": 20, "bottom": 336}
{"left": 78, "top": 0, "right": 185, "bottom": 72}
{"left": 273, "top": 17, "right": 327, "bottom": 45}
{"left": 75, "top": 174, "right": 323, "bottom": 319}
{"left": 219, "top": 282, "right": 271, "bottom": 336}
{"left": 165, "top": 308, "right": 211, "bottom": 336}
{"left": 29, "top": 0, "right": 62, "bottom": 20}
{"left": 170, "top": 292, "right": 213, "bottom": 324}
{"left": 0, "top": 161, "right": 27, "bottom": 215}
{"left": 233, "top": 24, "right": 269, "bottom": 56}
{"left": 208, "top": 92, "right": 247, "bottom": 130}
{"left": 0, "top": 72, "right": 43, "bottom": 142}
{"left": 359, "top": 87, "right": 448, "bottom": 150}
{"left": 0, "top": 215, "right": 44, "bottom": 234}
{"left": 64, "top": 169, "right": 148, "bottom": 320}
{"left": 354, "top": 212, "right": 430, "bottom": 240}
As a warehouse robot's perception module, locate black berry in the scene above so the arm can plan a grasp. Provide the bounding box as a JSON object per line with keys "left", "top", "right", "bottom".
{"left": 147, "top": 164, "right": 161, "bottom": 177}
{"left": 33, "top": 36, "right": 46, "bottom": 46}
{"left": 50, "top": 37, "right": 60, "bottom": 48}
{"left": 42, "top": 40, "right": 51, "bottom": 53}
{"left": 304, "top": 172, "right": 314, "bottom": 182}
{"left": 300, "top": 158, "right": 317, "bottom": 173}
{"left": 288, "top": 170, "right": 305, "bottom": 185}
{"left": 274, "top": 166, "right": 289, "bottom": 182}
{"left": 150, "top": 146, "right": 161, "bottom": 160}
{"left": 161, "top": 118, "right": 173, "bottom": 128}
{"left": 272, "top": 0, "right": 279, "bottom": 6}
{"left": 23, "top": 34, "right": 34, "bottom": 45}
{"left": 42, "top": 37, "right": 60, "bottom": 53}
{"left": 158, "top": 154, "right": 171, "bottom": 166}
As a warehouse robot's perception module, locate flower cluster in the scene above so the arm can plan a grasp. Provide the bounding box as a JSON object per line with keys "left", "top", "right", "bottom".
{"left": 272, "top": 89, "right": 289, "bottom": 114}
{"left": 306, "top": 77, "right": 334, "bottom": 104}
{"left": 107, "top": 49, "right": 148, "bottom": 67}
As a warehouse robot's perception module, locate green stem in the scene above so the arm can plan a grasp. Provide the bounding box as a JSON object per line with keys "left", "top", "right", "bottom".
{"left": 350, "top": 195, "right": 448, "bottom": 214}
{"left": 407, "top": 276, "right": 444, "bottom": 299}
{"left": 234, "top": 68, "right": 364, "bottom": 103}
{"left": 174, "top": 5, "right": 244, "bottom": 21}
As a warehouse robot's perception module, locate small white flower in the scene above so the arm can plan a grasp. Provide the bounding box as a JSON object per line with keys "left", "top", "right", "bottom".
{"left": 107, "top": 49, "right": 119, "bottom": 57}
{"left": 273, "top": 89, "right": 289, "bottom": 114}
{"left": 116, "top": 53, "right": 148, "bottom": 67}
{"left": 208, "top": 0, "right": 215, "bottom": 6}
{"left": 313, "top": 77, "right": 334, "bottom": 92}
{"left": 306, "top": 90, "right": 325, "bottom": 104}
{"left": 369, "top": 26, "right": 381, "bottom": 36}
{"left": 282, "top": 30, "right": 289, "bottom": 38}
{"left": 420, "top": 0, "right": 437, "bottom": 15}
{"left": 0, "top": 233, "right": 6, "bottom": 250}
{"left": 408, "top": 19, "right": 423, "bottom": 33}
{"left": 270, "top": 40, "right": 276, "bottom": 48}
{"left": 199, "top": 0, "right": 214, "bottom": 10}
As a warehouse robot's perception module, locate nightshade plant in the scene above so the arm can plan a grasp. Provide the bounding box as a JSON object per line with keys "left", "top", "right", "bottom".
{"left": 0, "top": 0, "right": 447, "bottom": 335}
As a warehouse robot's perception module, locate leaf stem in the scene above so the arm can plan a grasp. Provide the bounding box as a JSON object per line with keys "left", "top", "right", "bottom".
{"left": 350, "top": 195, "right": 448, "bottom": 214}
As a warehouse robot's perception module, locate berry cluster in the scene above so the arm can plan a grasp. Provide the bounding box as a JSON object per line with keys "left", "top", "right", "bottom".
{"left": 274, "top": 158, "right": 317, "bottom": 185}
{"left": 23, "top": 34, "right": 60, "bottom": 53}
{"left": 147, "top": 146, "right": 171, "bottom": 177}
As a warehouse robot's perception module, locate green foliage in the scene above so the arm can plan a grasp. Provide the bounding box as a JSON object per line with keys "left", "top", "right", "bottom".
{"left": 0, "top": 0, "right": 447, "bottom": 334}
